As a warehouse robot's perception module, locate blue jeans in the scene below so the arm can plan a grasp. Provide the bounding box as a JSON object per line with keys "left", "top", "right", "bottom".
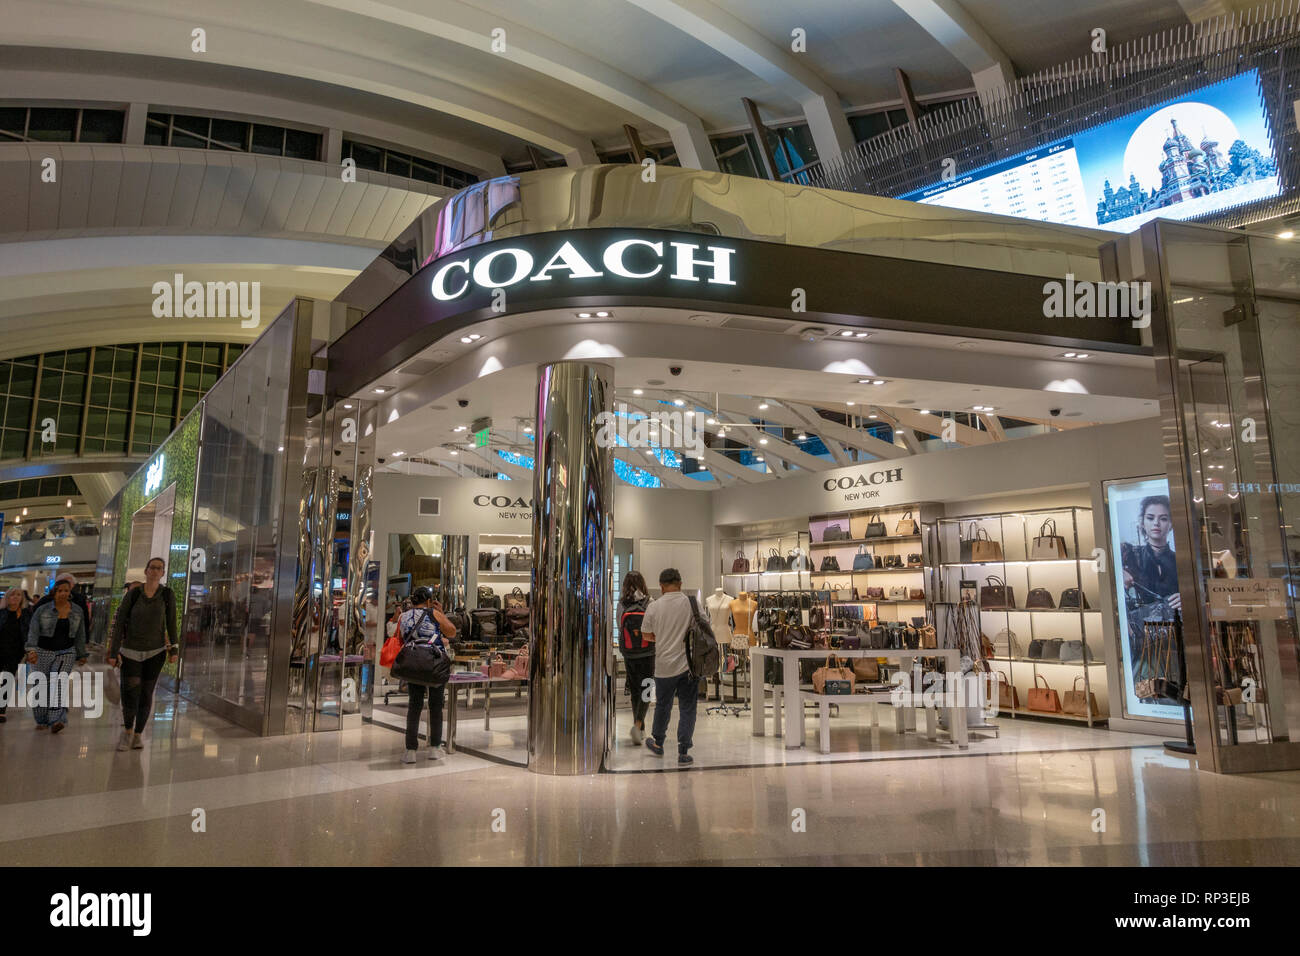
{"left": 651, "top": 671, "right": 698, "bottom": 755}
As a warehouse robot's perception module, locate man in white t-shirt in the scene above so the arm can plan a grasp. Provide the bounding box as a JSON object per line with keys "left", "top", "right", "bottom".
{"left": 639, "top": 567, "right": 700, "bottom": 765}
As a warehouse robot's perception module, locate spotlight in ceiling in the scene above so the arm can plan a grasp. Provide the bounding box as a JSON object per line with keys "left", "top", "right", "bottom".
{"left": 755, "top": 456, "right": 765, "bottom": 462}
{"left": 920, "top": 409, "right": 930, "bottom": 415}
{"left": 391, "top": 450, "right": 405, "bottom": 457}
{"left": 758, "top": 402, "right": 769, "bottom": 410}
{"left": 846, "top": 401, "right": 856, "bottom": 406}
{"left": 65, "top": 499, "right": 72, "bottom": 508}
{"left": 453, "top": 425, "right": 467, "bottom": 432}
{"left": 343, "top": 403, "right": 353, "bottom": 409}
{"left": 450, "top": 450, "right": 458, "bottom": 456}
{"left": 759, "top": 438, "right": 768, "bottom": 445}
{"left": 839, "top": 330, "right": 854, "bottom": 337}
{"left": 854, "top": 332, "right": 870, "bottom": 338}
{"left": 523, "top": 425, "right": 533, "bottom": 433}
{"left": 796, "top": 432, "right": 807, "bottom": 440}
{"left": 373, "top": 386, "right": 389, "bottom": 394}
{"left": 577, "top": 312, "right": 593, "bottom": 318}
{"left": 1280, "top": 230, "right": 1295, "bottom": 239}
{"left": 633, "top": 388, "right": 644, "bottom": 395}
{"left": 595, "top": 311, "right": 611, "bottom": 318}
{"left": 706, "top": 417, "right": 717, "bottom": 425}
{"left": 868, "top": 413, "right": 878, "bottom": 419}
{"left": 673, "top": 399, "right": 685, "bottom": 406}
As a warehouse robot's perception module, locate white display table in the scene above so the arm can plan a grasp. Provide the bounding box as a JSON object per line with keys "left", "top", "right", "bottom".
{"left": 749, "top": 646, "right": 972, "bottom": 750}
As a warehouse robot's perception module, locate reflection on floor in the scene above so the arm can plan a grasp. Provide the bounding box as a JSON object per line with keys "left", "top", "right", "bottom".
{"left": 5, "top": 673, "right": 1300, "bottom": 865}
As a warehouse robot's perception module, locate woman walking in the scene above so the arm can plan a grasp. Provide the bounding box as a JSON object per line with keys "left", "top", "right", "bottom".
{"left": 25, "top": 578, "right": 88, "bottom": 733}
{"left": 0, "top": 588, "right": 31, "bottom": 724}
{"left": 398, "top": 586, "right": 456, "bottom": 764}
{"left": 106, "top": 556, "right": 178, "bottom": 750}
{"left": 618, "top": 571, "right": 654, "bottom": 744}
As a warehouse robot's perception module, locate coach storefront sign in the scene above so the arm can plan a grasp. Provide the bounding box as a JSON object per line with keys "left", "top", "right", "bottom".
{"left": 473, "top": 493, "right": 534, "bottom": 521}
{"left": 431, "top": 238, "right": 737, "bottom": 301}
{"left": 822, "top": 466, "right": 904, "bottom": 503}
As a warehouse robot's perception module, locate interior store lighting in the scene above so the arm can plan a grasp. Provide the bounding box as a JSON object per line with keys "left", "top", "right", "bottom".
{"left": 454, "top": 425, "right": 467, "bottom": 432}
{"left": 373, "top": 387, "right": 388, "bottom": 394}
{"left": 343, "top": 403, "right": 353, "bottom": 409}
{"left": 523, "top": 425, "right": 533, "bottom": 433}
{"left": 1279, "top": 230, "right": 1295, "bottom": 239}
{"left": 577, "top": 312, "right": 593, "bottom": 318}
{"left": 673, "top": 399, "right": 685, "bottom": 406}
{"left": 839, "top": 330, "right": 854, "bottom": 337}
{"left": 758, "top": 402, "right": 769, "bottom": 410}
{"left": 759, "top": 438, "right": 768, "bottom": 445}
{"left": 633, "top": 388, "right": 643, "bottom": 395}
{"left": 391, "top": 451, "right": 404, "bottom": 457}
{"left": 595, "top": 311, "right": 610, "bottom": 317}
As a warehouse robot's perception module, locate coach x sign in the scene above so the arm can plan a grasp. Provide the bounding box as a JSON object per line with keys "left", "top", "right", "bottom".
{"left": 431, "top": 238, "right": 738, "bottom": 301}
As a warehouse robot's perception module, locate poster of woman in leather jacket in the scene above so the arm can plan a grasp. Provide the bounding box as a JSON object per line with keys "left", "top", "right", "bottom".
{"left": 1106, "top": 478, "right": 1185, "bottom": 719}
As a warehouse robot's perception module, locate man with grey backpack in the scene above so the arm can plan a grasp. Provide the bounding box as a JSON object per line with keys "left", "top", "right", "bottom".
{"left": 639, "top": 568, "right": 717, "bottom": 765}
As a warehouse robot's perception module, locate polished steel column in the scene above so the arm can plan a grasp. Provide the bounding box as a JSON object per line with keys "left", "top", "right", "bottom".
{"left": 528, "top": 362, "right": 615, "bottom": 775}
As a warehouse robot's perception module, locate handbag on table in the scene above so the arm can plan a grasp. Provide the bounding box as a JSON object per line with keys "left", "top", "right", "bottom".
{"left": 1027, "top": 675, "right": 1062, "bottom": 714}
{"left": 1058, "top": 588, "right": 1089, "bottom": 609}
{"left": 852, "top": 546, "right": 873, "bottom": 572}
{"left": 819, "top": 555, "right": 841, "bottom": 572}
{"left": 822, "top": 523, "right": 847, "bottom": 542}
{"left": 812, "top": 655, "right": 856, "bottom": 695}
{"left": 1026, "top": 587, "right": 1055, "bottom": 609}
{"left": 506, "top": 546, "right": 530, "bottom": 572}
{"left": 970, "top": 528, "right": 1003, "bottom": 563}
{"left": 1062, "top": 677, "right": 1099, "bottom": 717}
{"left": 979, "top": 575, "right": 1016, "bottom": 609}
{"left": 895, "top": 511, "right": 919, "bottom": 535}
{"left": 731, "top": 551, "right": 751, "bottom": 574}
{"left": 1030, "top": 518, "right": 1068, "bottom": 559}
{"left": 852, "top": 657, "right": 879, "bottom": 682}
{"left": 864, "top": 513, "right": 887, "bottom": 538}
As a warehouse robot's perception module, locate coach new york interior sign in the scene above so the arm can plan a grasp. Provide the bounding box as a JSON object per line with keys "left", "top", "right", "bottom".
{"left": 429, "top": 235, "right": 738, "bottom": 301}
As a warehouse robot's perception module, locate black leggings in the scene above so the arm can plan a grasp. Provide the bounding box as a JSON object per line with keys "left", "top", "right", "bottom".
{"left": 624, "top": 656, "right": 655, "bottom": 726}
{"left": 405, "top": 682, "right": 445, "bottom": 751}
{"left": 121, "top": 653, "right": 166, "bottom": 733}
{"left": 0, "top": 652, "right": 21, "bottom": 716}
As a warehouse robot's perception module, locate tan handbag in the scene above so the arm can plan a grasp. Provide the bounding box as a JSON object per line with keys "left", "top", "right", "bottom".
{"left": 1062, "top": 676, "right": 1098, "bottom": 717}
{"left": 1027, "top": 674, "right": 1062, "bottom": 714}
{"left": 894, "top": 511, "right": 919, "bottom": 535}
{"left": 919, "top": 624, "right": 938, "bottom": 649}
{"left": 970, "top": 528, "right": 1003, "bottom": 563}
{"left": 852, "top": 657, "right": 879, "bottom": 682}
{"left": 812, "top": 655, "right": 856, "bottom": 694}
{"left": 996, "top": 671, "right": 1019, "bottom": 710}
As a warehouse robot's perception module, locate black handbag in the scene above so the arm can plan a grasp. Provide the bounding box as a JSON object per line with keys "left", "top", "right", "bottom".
{"left": 906, "top": 553, "right": 923, "bottom": 567}
{"left": 472, "top": 607, "right": 503, "bottom": 639}
{"left": 506, "top": 546, "right": 530, "bottom": 572}
{"left": 864, "top": 513, "right": 887, "bottom": 538}
{"left": 1059, "top": 588, "right": 1089, "bottom": 609}
{"left": 819, "top": 555, "right": 841, "bottom": 572}
{"left": 765, "top": 548, "right": 787, "bottom": 572}
{"left": 391, "top": 640, "right": 451, "bottom": 687}
{"left": 822, "top": 523, "right": 847, "bottom": 542}
{"left": 477, "top": 551, "right": 494, "bottom": 571}
{"left": 505, "top": 605, "right": 530, "bottom": 633}
{"left": 979, "top": 575, "right": 1016, "bottom": 610}
{"left": 1026, "top": 587, "right": 1055, "bottom": 609}
{"left": 883, "top": 554, "right": 903, "bottom": 568}
{"left": 958, "top": 522, "right": 978, "bottom": 563}
{"left": 1028, "top": 638, "right": 1062, "bottom": 660}
{"left": 868, "top": 625, "right": 887, "bottom": 650}
{"left": 477, "top": 585, "right": 500, "bottom": 609}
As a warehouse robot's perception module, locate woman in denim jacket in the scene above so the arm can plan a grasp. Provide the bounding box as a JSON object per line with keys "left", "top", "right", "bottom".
{"left": 24, "top": 579, "right": 87, "bottom": 733}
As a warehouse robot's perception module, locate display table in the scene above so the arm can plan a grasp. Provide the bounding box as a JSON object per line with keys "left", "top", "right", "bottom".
{"left": 444, "top": 672, "right": 526, "bottom": 753}
{"left": 748, "top": 646, "right": 971, "bottom": 750}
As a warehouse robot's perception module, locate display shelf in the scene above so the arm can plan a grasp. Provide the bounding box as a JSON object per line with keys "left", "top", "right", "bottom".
{"left": 480, "top": 533, "right": 531, "bottom": 539}
{"left": 808, "top": 534, "right": 921, "bottom": 547}
{"left": 832, "top": 599, "right": 925, "bottom": 605}
{"left": 478, "top": 571, "right": 531, "bottom": 578}
{"left": 988, "top": 655, "right": 1105, "bottom": 666}
{"left": 812, "top": 568, "right": 922, "bottom": 575}
{"left": 978, "top": 607, "right": 1102, "bottom": 614}
{"left": 994, "top": 708, "right": 1104, "bottom": 723}
{"left": 941, "top": 558, "right": 1092, "bottom": 568}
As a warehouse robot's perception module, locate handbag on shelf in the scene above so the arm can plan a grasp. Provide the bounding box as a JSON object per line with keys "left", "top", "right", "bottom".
{"left": 731, "top": 551, "right": 751, "bottom": 574}
{"left": 824, "top": 679, "right": 853, "bottom": 696}
{"left": 477, "top": 551, "right": 494, "bottom": 571}
{"left": 919, "top": 624, "right": 938, "bottom": 649}
{"left": 908, "top": 588, "right": 926, "bottom": 601}
{"left": 477, "top": 585, "right": 501, "bottom": 609}
{"left": 868, "top": 625, "right": 887, "bottom": 650}
{"left": 1059, "top": 588, "right": 1089, "bottom": 610}
{"left": 842, "top": 634, "right": 861, "bottom": 650}
{"left": 1031, "top": 518, "right": 1069, "bottom": 559}
{"left": 1062, "top": 677, "right": 1099, "bottom": 717}
{"left": 1032, "top": 638, "right": 1063, "bottom": 660}
{"left": 1027, "top": 675, "right": 1062, "bottom": 714}
{"left": 906, "top": 553, "right": 923, "bottom": 568}
{"left": 883, "top": 554, "right": 903, "bottom": 568}
{"left": 994, "top": 627, "right": 1020, "bottom": 657}
{"left": 506, "top": 546, "right": 530, "bottom": 572}
{"left": 819, "top": 555, "right": 841, "bottom": 572}
{"left": 895, "top": 511, "right": 919, "bottom": 535}
{"left": 504, "top": 587, "right": 528, "bottom": 609}
{"left": 765, "top": 548, "right": 787, "bottom": 572}
{"left": 812, "top": 655, "right": 856, "bottom": 695}
{"left": 787, "top": 548, "right": 808, "bottom": 571}
{"left": 958, "top": 522, "right": 979, "bottom": 563}
{"left": 852, "top": 546, "right": 873, "bottom": 572}
{"left": 471, "top": 607, "right": 503, "bottom": 639}
{"left": 864, "top": 587, "right": 885, "bottom": 600}
{"left": 852, "top": 657, "right": 879, "bottom": 682}
{"left": 864, "top": 513, "right": 887, "bottom": 539}
{"left": 505, "top": 604, "right": 531, "bottom": 634}
{"left": 979, "top": 575, "right": 1016, "bottom": 610}
{"left": 996, "top": 671, "right": 1019, "bottom": 710}
{"left": 809, "top": 606, "right": 826, "bottom": 630}
{"left": 775, "top": 624, "right": 814, "bottom": 650}
{"left": 1026, "top": 587, "right": 1055, "bottom": 609}
{"left": 902, "top": 626, "right": 920, "bottom": 650}
{"left": 812, "top": 630, "right": 830, "bottom": 650}
{"left": 888, "top": 586, "right": 908, "bottom": 600}
{"left": 1059, "top": 639, "right": 1089, "bottom": 663}
{"left": 822, "top": 523, "right": 848, "bottom": 542}
{"left": 970, "top": 528, "right": 1003, "bottom": 563}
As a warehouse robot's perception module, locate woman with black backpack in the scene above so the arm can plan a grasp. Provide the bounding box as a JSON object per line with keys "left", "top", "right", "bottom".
{"left": 106, "top": 556, "right": 178, "bottom": 750}
{"left": 618, "top": 571, "right": 653, "bottom": 745}
{"left": 398, "top": 587, "right": 456, "bottom": 764}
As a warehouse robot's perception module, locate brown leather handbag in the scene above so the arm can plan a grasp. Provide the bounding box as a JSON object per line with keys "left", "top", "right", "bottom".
{"left": 919, "top": 624, "right": 938, "bottom": 649}
{"left": 909, "top": 588, "right": 926, "bottom": 601}
{"left": 731, "top": 550, "right": 750, "bottom": 574}
{"left": 1025, "top": 587, "right": 1055, "bottom": 609}
{"left": 996, "top": 671, "right": 1019, "bottom": 710}
{"left": 970, "top": 528, "right": 1003, "bottom": 562}
{"left": 852, "top": 657, "right": 879, "bottom": 682}
{"left": 812, "top": 655, "right": 856, "bottom": 694}
{"left": 980, "top": 575, "right": 1016, "bottom": 609}
{"left": 864, "top": 587, "right": 885, "bottom": 600}
{"left": 894, "top": 511, "right": 919, "bottom": 535}
{"left": 1062, "top": 677, "right": 1099, "bottom": 717}
{"left": 1027, "top": 675, "right": 1062, "bottom": 714}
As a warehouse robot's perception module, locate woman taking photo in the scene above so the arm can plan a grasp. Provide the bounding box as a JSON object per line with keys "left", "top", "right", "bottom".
{"left": 106, "top": 556, "right": 178, "bottom": 750}
{"left": 25, "top": 578, "right": 88, "bottom": 733}
{"left": 398, "top": 586, "right": 456, "bottom": 764}
{"left": 618, "top": 571, "right": 654, "bottom": 745}
{"left": 0, "top": 588, "right": 31, "bottom": 724}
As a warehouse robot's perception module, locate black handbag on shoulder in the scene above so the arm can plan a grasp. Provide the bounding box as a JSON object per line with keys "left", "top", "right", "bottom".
{"left": 391, "top": 633, "right": 451, "bottom": 687}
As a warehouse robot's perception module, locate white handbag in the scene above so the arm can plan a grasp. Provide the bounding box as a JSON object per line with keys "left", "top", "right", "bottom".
{"left": 1030, "top": 518, "right": 1068, "bottom": 559}
{"left": 888, "top": 585, "right": 908, "bottom": 600}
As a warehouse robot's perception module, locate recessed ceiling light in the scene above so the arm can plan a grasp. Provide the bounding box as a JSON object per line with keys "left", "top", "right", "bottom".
{"left": 796, "top": 433, "right": 807, "bottom": 440}
{"left": 758, "top": 402, "right": 769, "bottom": 410}
{"left": 868, "top": 413, "right": 878, "bottom": 419}
{"left": 373, "top": 387, "right": 388, "bottom": 394}
{"left": 1280, "top": 230, "right": 1294, "bottom": 239}
{"left": 759, "top": 438, "right": 768, "bottom": 445}
{"left": 1076, "top": 353, "right": 1089, "bottom": 359}
{"left": 277, "top": 446, "right": 284, "bottom": 453}
{"left": 577, "top": 312, "right": 593, "bottom": 318}
{"left": 839, "top": 330, "right": 854, "bottom": 337}
{"left": 523, "top": 426, "right": 533, "bottom": 433}
{"left": 854, "top": 332, "right": 870, "bottom": 338}
{"left": 873, "top": 380, "right": 885, "bottom": 386}
{"left": 846, "top": 401, "right": 856, "bottom": 406}
{"left": 673, "top": 399, "right": 685, "bottom": 406}
{"left": 644, "top": 449, "right": 653, "bottom": 456}
{"left": 755, "top": 456, "right": 764, "bottom": 462}
{"left": 633, "top": 388, "right": 644, "bottom": 395}
{"left": 460, "top": 336, "right": 473, "bottom": 343}
{"left": 343, "top": 403, "right": 353, "bottom": 409}
{"left": 595, "top": 311, "right": 611, "bottom": 318}
{"left": 391, "top": 451, "right": 405, "bottom": 457}
{"left": 465, "top": 442, "right": 475, "bottom": 449}
{"left": 453, "top": 425, "right": 467, "bottom": 432}
{"left": 450, "top": 450, "right": 458, "bottom": 456}
{"left": 920, "top": 409, "right": 930, "bottom": 414}
{"left": 706, "top": 417, "right": 717, "bottom": 425}
{"left": 1064, "top": 352, "right": 1077, "bottom": 358}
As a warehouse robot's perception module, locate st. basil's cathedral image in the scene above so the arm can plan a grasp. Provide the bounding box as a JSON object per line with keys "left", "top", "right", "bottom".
{"left": 1095, "top": 118, "right": 1277, "bottom": 225}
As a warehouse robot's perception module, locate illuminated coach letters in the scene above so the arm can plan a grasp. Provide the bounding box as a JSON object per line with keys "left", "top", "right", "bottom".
{"left": 822, "top": 466, "right": 903, "bottom": 491}
{"left": 430, "top": 235, "right": 737, "bottom": 302}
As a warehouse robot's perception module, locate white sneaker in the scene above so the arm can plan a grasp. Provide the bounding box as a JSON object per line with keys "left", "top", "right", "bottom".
{"left": 427, "top": 745, "right": 444, "bottom": 760}
{"left": 131, "top": 732, "right": 144, "bottom": 750}
{"left": 631, "top": 724, "right": 644, "bottom": 745}
{"left": 116, "top": 729, "right": 131, "bottom": 751}
{"left": 401, "top": 750, "right": 417, "bottom": 764}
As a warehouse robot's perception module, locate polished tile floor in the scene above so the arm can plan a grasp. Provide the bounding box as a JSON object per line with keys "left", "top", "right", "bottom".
{"left": 3, "top": 673, "right": 1300, "bottom": 865}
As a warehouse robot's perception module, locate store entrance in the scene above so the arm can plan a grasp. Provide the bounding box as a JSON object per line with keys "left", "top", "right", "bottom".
{"left": 127, "top": 483, "right": 175, "bottom": 582}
